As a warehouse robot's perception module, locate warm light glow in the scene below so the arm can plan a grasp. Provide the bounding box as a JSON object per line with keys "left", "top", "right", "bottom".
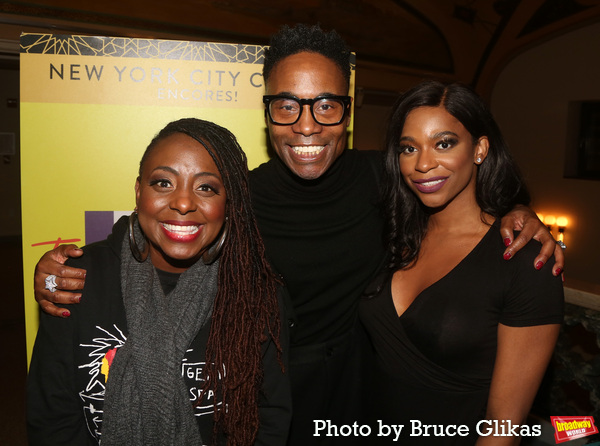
{"left": 556, "top": 216, "right": 568, "bottom": 246}
{"left": 545, "top": 215, "right": 556, "bottom": 225}
{"left": 536, "top": 213, "right": 544, "bottom": 222}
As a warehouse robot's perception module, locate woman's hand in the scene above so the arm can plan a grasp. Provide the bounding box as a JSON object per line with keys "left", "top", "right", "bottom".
{"left": 500, "top": 205, "right": 564, "bottom": 276}
{"left": 34, "top": 244, "right": 87, "bottom": 318}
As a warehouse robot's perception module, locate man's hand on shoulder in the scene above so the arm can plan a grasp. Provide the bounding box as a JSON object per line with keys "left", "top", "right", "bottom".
{"left": 500, "top": 204, "right": 565, "bottom": 276}
{"left": 34, "top": 244, "right": 87, "bottom": 318}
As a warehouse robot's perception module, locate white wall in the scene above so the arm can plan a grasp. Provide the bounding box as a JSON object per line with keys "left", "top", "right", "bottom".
{"left": 492, "top": 22, "right": 600, "bottom": 287}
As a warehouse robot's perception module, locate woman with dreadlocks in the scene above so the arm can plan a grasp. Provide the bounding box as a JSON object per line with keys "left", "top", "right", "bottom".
{"left": 27, "top": 118, "right": 291, "bottom": 446}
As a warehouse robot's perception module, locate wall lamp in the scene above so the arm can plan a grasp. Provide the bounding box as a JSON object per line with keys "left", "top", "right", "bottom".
{"left": 537, "top": 214, "right": 568, "bottom": 248}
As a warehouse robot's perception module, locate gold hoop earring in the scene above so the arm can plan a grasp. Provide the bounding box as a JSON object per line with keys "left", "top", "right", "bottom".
{"left": 202, "top": 219, "right": 228, "bottom": 265}
{"left": 129, "top": 211, "right": 149, "bottom": 262}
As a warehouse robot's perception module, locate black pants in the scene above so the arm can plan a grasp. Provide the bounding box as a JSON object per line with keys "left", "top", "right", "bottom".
{"left": 287, "top": 324, "right": 371, "bottom": 446}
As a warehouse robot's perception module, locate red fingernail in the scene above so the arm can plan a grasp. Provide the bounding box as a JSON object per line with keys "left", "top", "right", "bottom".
{"left": 503, "top": 237, "right": 511, "bottom": 247}
{"left": 555, "top": 268, "right": 563, "bottom": 276}
{"left": 535, "top": 261, "right": 544, "bottom": 270}
{"left": 503, "top": 252, "right": 512, "bottom": 260}
{"left": 62, "top": 311, "right": 70, "bottom": 317}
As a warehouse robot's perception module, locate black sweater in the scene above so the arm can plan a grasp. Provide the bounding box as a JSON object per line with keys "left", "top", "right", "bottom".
{"left": 27, "top": 216, "right": 291, "bottom": 445}
{"left": 250, "top": 149, "right": 387, "bottom": 347}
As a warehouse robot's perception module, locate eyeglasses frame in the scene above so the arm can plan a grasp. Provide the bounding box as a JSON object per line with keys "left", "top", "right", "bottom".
{"left": 262, "top": 94, "right": 352, "bottom": 126}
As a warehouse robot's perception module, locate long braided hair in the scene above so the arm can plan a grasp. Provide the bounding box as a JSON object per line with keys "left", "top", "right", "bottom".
{"left": 140, "top": 118, "right": 282, "bottom": 445}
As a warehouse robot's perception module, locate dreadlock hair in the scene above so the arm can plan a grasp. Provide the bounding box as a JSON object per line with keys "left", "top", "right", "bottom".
{"left": 263, "top": 23, "right": 351, "bottom": 88}
{"left": 140, "top": 118, "right": 282, "bottom": 445}
{"left": 382, "top": 80, "right": 530, "bottom": 273}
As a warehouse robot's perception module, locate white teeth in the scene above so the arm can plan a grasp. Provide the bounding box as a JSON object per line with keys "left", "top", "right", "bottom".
{"left": 292, "top": 145, "right": 325, "bottom": 155}
{"left": 422, "top": 179, "right": 445, "bottom": 186}
{"left": 161, "top": 223, "right": 199, "bottom": 234}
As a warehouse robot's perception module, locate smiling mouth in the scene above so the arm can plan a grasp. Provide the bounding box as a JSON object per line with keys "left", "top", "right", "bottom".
{"left": 291, "top": 145, "right": 325, "bottom": 156}
{"left": 412, "top": 177, "right": 448, "bottom": 193}
{"left": 161, "top": 223, "right": 200, "bottom": 235}
{"left": 419, "top": 178, "right": 445, "bottom": 187}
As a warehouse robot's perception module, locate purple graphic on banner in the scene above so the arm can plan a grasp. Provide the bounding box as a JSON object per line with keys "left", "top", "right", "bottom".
{"left": 85, "top": 211, "right": 130, "bottom": 244}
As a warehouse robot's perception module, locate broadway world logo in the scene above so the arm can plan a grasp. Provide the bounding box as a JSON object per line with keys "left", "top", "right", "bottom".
{"left": 551, "top": 416, "right": 598, "bottom": 443}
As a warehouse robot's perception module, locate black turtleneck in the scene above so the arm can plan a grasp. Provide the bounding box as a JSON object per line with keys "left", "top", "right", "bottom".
{"left": 250, "top": 149, "right": 386, "bottom": 347}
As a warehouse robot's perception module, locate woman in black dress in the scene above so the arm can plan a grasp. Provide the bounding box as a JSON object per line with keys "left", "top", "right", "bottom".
{"left": 360, "top": 81, "right": 563, "bottom": 445}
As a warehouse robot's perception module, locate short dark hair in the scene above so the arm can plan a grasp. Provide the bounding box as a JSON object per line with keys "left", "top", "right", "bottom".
{"left": 263, "top": 24, "right": 351, "bottom": 88}
{"left": 383, "top": 81, "right": 530, "bottom": 271}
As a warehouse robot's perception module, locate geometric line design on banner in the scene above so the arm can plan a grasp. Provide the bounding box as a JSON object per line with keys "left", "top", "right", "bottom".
{"left": 20, "top": 34, "right": 266, "bottom": 64}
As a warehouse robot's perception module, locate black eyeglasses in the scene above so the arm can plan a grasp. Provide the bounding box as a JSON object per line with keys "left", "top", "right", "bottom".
{"left": 263, "top": 95, "right": 352, "bottom": 126}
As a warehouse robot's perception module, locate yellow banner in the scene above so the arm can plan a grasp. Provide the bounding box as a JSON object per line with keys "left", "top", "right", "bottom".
{"left": 20, "top": 55, "right": 265, "bottom": 108}
{"left": 21, "top": 33, "right": 355, "bottom": 363}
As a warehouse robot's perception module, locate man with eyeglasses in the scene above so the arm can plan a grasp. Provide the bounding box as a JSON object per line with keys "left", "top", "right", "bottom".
{"left": 34, "top": 24, "right": 563, "bottom": 445}
{"left": 249, "top": 25, "right": 385, "bottom": 445}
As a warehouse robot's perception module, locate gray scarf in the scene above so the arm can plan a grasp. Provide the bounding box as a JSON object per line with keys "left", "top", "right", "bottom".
{"left": 102, "top": 220, "right": 219, "bottom": 445}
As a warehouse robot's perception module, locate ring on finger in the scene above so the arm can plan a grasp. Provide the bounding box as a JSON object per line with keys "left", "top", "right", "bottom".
{"left": 44, "top": 274, "right": 58, "bottom": 293}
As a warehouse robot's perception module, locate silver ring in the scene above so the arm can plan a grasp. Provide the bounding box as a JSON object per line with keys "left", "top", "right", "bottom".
{"left": 44, "top": 274, "right": 58, "bottom": 293}
{"left": 556, "top": 240, "right": 567, "bottom": 249}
